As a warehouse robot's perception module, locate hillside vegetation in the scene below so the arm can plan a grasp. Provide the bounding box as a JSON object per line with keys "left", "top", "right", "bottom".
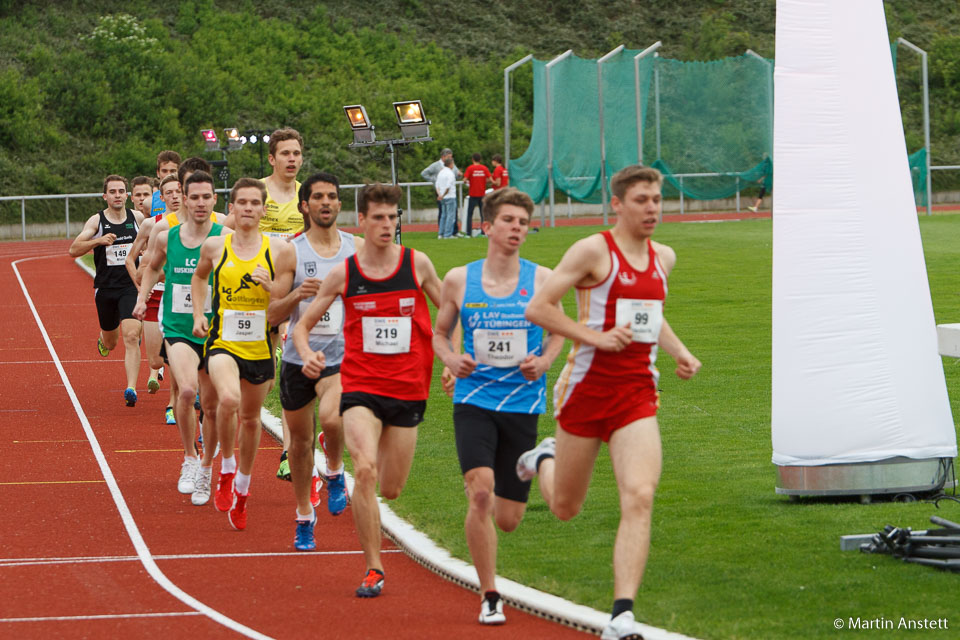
{"left": 2, "top": 0, "right": 960, "bottom": 220}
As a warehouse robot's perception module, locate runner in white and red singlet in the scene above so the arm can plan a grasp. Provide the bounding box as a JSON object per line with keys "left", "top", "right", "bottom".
{"left": 516, "top": 165, "right": 701, "bottom": 640}
{"left": 291, "top": 183, "right": 443, "bottom": 600}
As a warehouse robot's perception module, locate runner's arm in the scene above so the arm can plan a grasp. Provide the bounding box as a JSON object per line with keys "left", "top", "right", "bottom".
{"left": 432, "top": 267, "right": 475, "bottom": 384}
{"left": 414, "top": 250, "right": 444, "bottom": 309}
{"left": 518, "top": 265, "right": 567, "bottom": 380}
{"left": 525, "top": 237, "right": 632, "bottom": 351}
{"left": 658, "top": 318, "right": 701, "bottom": 380}
{"left": 68, "top": 214, "right": 111, "bottom": 257}
{"left": 190, "top": 237, "right": 221, "bottom": 338}
{"left": 267, "top": 242, "right": 318, "bottom": 325}
{"left": 133, "top": 231, "right": 168, "bottom": 318}
{"left": 125, "top": 217, "right": 154, "bottom": 286}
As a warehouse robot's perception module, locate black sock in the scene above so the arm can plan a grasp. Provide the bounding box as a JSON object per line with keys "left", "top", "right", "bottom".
{"left": 280, "top": 450, "right": 288, "bottom": 462}
{"left": 535, "top": 452, "right": 554, "bottom": 472}
{"left": 612, "top": 599, "right": 633, "bottom": 619}
{"left": 484, "top": 590, "right": 500, "bottom": 604}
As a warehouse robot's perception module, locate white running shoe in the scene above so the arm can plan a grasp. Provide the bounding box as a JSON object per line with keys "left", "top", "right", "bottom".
{"left": 601, "top": 611, "right": 643, "bottom": 640}
{"left": 178, "top": 458, "right": 199, "bottom": 494}
{"left": 191, "top": 466, "right": 212, "bottom": 505}
{"left": 478, "top": 596, "right": 506, "bottom": 625}
{"left": 516, "top": 437, "right": 556, "bottom": 482}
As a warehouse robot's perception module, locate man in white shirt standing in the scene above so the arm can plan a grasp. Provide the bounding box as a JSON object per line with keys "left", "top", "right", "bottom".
{"left": 435, "top": 157, "right": 457, "bottom": 239}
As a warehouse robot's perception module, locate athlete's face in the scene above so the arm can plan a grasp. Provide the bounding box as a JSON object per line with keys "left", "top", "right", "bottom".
{"left": 612, "top": 180, "right": 661, "bottom": 237}
{"left": 130, "top": 184, "right": 153, "bottom": 216}
{"left": 103, "top": 180, "right": 127, "bottom": 212}
{"left": 229, "top": 186, "right": 266, "bottom": 229}
{"left": 359, "top": 202, "right": 398, "bottom": 247}
{"left": 268, "top": 140, "right": 303, "bottom": 180}
{"left": 157, "top": 161, "right": 179, "bottom": 180}
{"left": 483, "top": 204, "right": 530, "bottom": 251}
{"left": 301, "top": 181, "right": 341, "bottom": 229}
{"left": 160, "top": 181, "right": 182, "bottom": 212}
{"left": 184, "top": 181, "right": 216, "bottom": 223}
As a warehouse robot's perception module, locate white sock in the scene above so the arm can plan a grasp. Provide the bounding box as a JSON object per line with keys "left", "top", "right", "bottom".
{"left": 326, "top": 464, "right": 343, "bottom": 476}
{"left": 296, "top": 507, "right": 314, "bottom": 521}
{"left": 312, "top": 466, "right": 319, "bottom": 478}
{"left": 235, "top": 471, "right": 251, "bottom": 495}
{"left": 221, "top": 455, "right": 237, "bottom": 474}
{"left": 184, "top": 454, "right": 198, "bottom": 463}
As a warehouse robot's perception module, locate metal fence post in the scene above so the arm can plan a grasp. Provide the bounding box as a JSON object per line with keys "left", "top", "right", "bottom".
{"left": 21, "top": 199, "right": 26, "bottom": 242}
{"left": 65, "top": 197, "right": 70, "bottom": 238}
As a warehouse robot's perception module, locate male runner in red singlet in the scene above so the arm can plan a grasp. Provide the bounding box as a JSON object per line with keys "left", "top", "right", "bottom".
{"left": 291, "top": 183, "right": 443, "bottom": 598}
{"left": 518, "top": 165, "right": 701, "bottom": 640}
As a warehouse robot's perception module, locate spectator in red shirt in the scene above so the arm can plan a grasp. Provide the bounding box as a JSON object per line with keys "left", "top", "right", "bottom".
{"left": 491, "top": 154, "right": 508, "bottom": 190}
{"left": 464, "top": 153, "right": 492, "bottom": 237}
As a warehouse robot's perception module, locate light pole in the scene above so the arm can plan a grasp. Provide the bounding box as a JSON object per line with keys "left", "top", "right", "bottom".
{"left": 343, "top": 101, "right": 432, "bottom": 244}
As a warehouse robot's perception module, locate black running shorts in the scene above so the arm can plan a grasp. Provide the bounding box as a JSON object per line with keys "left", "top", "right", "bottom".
{"left": 94, "top": 286, "right": 138, "bottom": 331}
{"left": 164, "top": 336, "right": 205, "bottom": 370}
{"left": 205, "top": 348, "right": 275, "bottom": 385}
{"left": 340, "top": 391, "right": 425, "bottom": 428}
{"left": 453, "top": 403, "right": 539, "bottom": 503}
{"left": 279, "top": 360, "right": 340, "bottom": 411}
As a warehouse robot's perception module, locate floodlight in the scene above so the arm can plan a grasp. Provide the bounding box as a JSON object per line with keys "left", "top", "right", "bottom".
{"left": 201, "top": 129, "right": 219, "bottom": 152}
{"left": 240, "top": 135, "right": 247, "bottom": 144}
{"left": 393, "top": 100, "right": 430, "bottom": 139}
{"left": 224, "top": 127, "right": 242, "bottom": 151}
{"left": 249, "top": 134, "right": 258, "bottom": 144}
{"left": 343, "top": 104, "right": 375, "bottom": 143}
{"left": 263, "top": 134, "right": 271, "bottom": 144}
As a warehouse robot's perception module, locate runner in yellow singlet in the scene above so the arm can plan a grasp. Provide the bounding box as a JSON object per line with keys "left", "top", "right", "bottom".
{"left": 222, "top": 128, "right": 305, "bottom": 482}
{"left": 192, "top": 177, "right": 286, "bottom": 531}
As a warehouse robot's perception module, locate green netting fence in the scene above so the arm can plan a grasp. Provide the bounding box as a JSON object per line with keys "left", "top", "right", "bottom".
{"left": 509, "top": 45, "right": 929, "bottom": 210}
{"left": 509, "top": 51, "right": 774, "bottom": 208}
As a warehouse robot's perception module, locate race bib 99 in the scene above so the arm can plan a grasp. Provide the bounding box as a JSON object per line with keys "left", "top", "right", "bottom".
{"left": 615, "top": 299, "right": 663, "bottom": 343}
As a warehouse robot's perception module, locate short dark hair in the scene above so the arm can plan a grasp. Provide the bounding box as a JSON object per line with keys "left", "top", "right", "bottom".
{"left": 610, "top": 165, "right": 663, "bottom": 200}
{"left": 159, "top": 174, "right": 179, "bottom": 192}
{"left": 299, "top": 172, "right": 341, "bottom": 205}
{"left": 230, "top": 177, "right": 267, "bottom": 204}
{"left": 131, "top": 176, "right": 153, "bottom": 189}
{"left": 269, "top": 128, "right": 303, "bottom": 157}
{"left": 358, "top": 183, "right": 401, "bottom": 214}
{"left": 103, "top": 174, "right": 127, "bottom": 193}
{"left": 178, "top": 157, "right": 212, "bottom": 186}
{"left": 472, "top": 152, "right": 482, "bottom": 162}
{"left": 492, "top": 154, "right": 503, "bottom": 164}
{"left": 156, "top": 150, "right": 181, "bottom": 171}
{"left": 183, "top": 170, "right": 215, "bottom": 196}
{"left": 481, "top": 187, "right": 533, "bottom": 224}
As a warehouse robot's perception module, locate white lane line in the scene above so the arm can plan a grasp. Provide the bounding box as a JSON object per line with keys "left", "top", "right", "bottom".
{"left": 1, "top": 611, "right": 203, "bottom": 623}
{"left": 0, "top": 549, "right": 402, "bottom": 567}
{"left": 12, "top": 255, "right": 272, "bottom": 640}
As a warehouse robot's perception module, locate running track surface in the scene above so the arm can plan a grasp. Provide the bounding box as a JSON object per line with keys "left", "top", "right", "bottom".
{"left": 0, "top": 240, "right": 589, "bottom": 639}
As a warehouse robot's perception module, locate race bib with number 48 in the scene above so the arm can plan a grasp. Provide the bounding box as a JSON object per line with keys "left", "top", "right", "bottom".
{"left": 301, "top": 299, "right": 344, "bottom": 336}
{"left": 615, "top": 299, "right": 663, "bottom": 343}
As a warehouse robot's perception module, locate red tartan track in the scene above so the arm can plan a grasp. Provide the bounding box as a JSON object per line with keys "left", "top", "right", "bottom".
{"left": 0, "top": 240, "right": 589, "bottom": 639}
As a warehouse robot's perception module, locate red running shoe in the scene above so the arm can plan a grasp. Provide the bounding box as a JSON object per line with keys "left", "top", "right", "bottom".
{"left": 310, "top": 475, "right": 322, "bottom": 508}
{"left": 215, "top": 471, "right": 235, "bottom": 512}
{"left": 228, "top": 492, "right": 248, "bottom": 531}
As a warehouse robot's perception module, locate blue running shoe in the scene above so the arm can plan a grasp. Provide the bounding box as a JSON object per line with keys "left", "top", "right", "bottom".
{"left": 194, "top": 392, "right": 201, "bottom": 411}
{"left": 294, "top": 513, "right": 317, "bottom": 551}
{"left": 165, "top": 406, "right": 176, "bottom": 425}
{"left": 124, "top": 388, "right": 137, "bottom": 407}
{"left": 326, "top": 473, "right": 348, "bottom": 516}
